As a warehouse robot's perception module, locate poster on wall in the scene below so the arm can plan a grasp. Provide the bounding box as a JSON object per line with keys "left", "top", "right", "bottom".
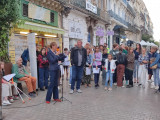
{"left": 69, "top": 21, "right": 84, "bottom": 40}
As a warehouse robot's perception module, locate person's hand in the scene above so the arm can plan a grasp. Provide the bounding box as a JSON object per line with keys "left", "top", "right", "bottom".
{"left": 58, "top": 61, "right": 61, "bottom": 64}
{"left": 93, "top": 58, "right": 95, "bottom": 61}
{"left": 102, "top": 66, "right": 105, "bottom": 69}
{"left": 143, "top": 60, "right": 148, "bottom": 63}
{"left": 25, "top": 74, "right": 29, "bottom": 77}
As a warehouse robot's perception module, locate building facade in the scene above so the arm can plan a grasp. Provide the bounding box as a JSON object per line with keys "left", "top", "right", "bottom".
{"left": 58, "top": 0, "right": 153, "bottom": 50}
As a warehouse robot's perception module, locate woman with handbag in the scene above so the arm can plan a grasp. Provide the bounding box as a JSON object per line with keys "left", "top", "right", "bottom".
{"left": 150, "top": 46, "right": 159, "bottom": 90}
{"left": 150, "top": 47, "right": 160, "bottom": 90}
{"left": 138, "top": 48, "right": 149, "bottom": 88}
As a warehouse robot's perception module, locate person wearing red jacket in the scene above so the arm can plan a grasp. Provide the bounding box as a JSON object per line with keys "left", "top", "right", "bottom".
{"left": 38, "top": 48, "right": 49, "bottom": 91}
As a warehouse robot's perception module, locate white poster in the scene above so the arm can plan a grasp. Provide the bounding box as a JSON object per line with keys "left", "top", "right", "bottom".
{"left": 69, "top": 21, "right": 84, "bottom": 39}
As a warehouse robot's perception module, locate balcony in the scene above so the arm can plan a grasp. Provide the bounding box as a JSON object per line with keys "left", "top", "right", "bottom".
{"left": 108, "top": 10, "right": 128, "bottom": 27}
{"left": 127, "top": 4, "right": 136, "bottom": 17}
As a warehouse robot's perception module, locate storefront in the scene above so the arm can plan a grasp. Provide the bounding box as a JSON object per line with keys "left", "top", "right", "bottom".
{"left": 8, "top": 0, "right": 64, "bottom": 63}
{"left": 63, "top": 10, "right": 87, "bottom": 50}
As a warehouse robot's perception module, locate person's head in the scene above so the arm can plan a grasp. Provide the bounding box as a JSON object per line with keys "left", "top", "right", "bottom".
{"left": 129, "top": 47, "right": 134, "bottom": 54}
{"left": 0, "top": 61, "right": 4, "bottom": 71}
{"left": 16, "top": 58, "right": 23, "bottom": 66}
{"left": 41, "top": 48, "right": 46, "bottom": 55}
{"left": 77, "top": 40, "right": 82, "bottom": 48}
{"left": 119, "top": 47, "right": 123, "bottom": 54}
{"left": 113, "top": 43, "right": 119, "bottom": 50}
{"left": 50, "top": 42, "right": 57, "bottom": 52}
{"left": 103, "top": 48, "right": 108, "bottom": 54}
{"left": 99, "top": 45, "right": 104, "bottom": 50}
{"left": 85, "top": 42, "right": 90, "bottom": 48}
{"left": 151, "top": 46, "right": 157, "bottom": 53}
{"left": 86, "top": 48, "right": 91, "bottom": 55}
{"left": 121, "top": 44, "right": 125, "bottom": 49}
{"left": 125, "top": 46, "right": 129, "bottom": 51}
{"left": 142, "top": 48, "right": 146, "bottom": 54}
{"left": 104, "top": 43, "right": 107, "bottom": 47}
{"left": 95, "top": 46, "right": 99, "bottom": 53}
{"left": 64, "top": 48, "right": 68, "bottom": 54}
{"left": 108, "top": 54, "right": 112, "bottom": 60}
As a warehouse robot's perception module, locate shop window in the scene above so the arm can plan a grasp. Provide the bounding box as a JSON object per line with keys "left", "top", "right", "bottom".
{"left": 23, "top": 3, "right": 28, "bottom": 17}
{"left": 50, "top": 12, "right": 55, "bottom": 23}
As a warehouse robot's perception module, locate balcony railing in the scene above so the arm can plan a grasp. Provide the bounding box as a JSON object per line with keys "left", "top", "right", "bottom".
{"left": 127, "top": 4, "right": 136, "bottom": 17}
{"left": 108, "top": 10, "right": 128, "bottom": 27}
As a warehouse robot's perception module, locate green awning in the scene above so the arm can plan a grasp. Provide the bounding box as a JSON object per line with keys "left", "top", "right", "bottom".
{"left": 17, "top": 21, "right": 65, "bottom": 34}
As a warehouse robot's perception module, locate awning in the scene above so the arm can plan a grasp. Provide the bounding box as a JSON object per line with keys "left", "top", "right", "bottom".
{"left": 17, "top": 21, "right": 65, "bottom": 34}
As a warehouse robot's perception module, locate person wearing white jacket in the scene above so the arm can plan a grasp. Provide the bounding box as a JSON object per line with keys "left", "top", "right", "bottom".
{"left": 104, "top": 54, "right": 116, "bottom": 91}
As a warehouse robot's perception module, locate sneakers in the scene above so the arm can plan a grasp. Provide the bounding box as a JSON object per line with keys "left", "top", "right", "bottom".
{"left": 8, "top": 97, "right": 14, "bottom": 103}
{"left": 40, "top": 88, "right": 45, "bottom": 91}
{"left": 2, "top": 100, "right": 12, "bottom": 106}
{"left": 13, "top": 95, "right": 19, "bottom": 100}
{"left": 69, "top": 89, "right": 74, "bottom": 94}
{"left": 46, "top": 101, "right": 50, "bottom": 104}
{"left": 104, "top": 87, "right": 108, "bottom": 91}
{"left": 108, "top": 88, "right": 112, "bottom": 91}
{"left": 28, "top": 93, "right": 36, "bottom": 98}
{"left": 113, "top": 83, "right": 117, "bottom": 86}
{"left": 54, "top": 99, "right": 62, "bottom": 102}
{"left": 84, "top": 84, "right": 87, "bottom": 88}
{"left": 150, "top": 84, "right": 155, "bottom": 89}
{"left": 155, "top": 86, "right": 159, "bottom": 90}
{"left": 77, "top": 89, "right": 82, "bottom": 93}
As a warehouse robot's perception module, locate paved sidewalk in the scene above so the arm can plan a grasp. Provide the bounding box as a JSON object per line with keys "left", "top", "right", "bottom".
{"left": 2, "top": 79, "right": 160, "bottom": 120}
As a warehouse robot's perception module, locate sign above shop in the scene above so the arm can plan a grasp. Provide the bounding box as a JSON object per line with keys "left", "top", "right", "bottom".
{"left": 86, "top": 1, "right": 97, "bottom": 14}
{"left": 106, "top": 31, "right": 114, "bottom": 36}
{"left": 69, "top": 21, "right": 83, "bottom": 39}
{"left": 96, "top": 27, "right": 105, "bottom": 37}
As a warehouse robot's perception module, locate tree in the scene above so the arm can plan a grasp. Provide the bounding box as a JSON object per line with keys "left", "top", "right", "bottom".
{"left": 0, "top": 0, "right": 20, "bottom": 62}
{"left": 142, "top": 34, "right": 159, "bottom": 47}
{"left": 0, "top": 0, "right": 20, "bottom": 119}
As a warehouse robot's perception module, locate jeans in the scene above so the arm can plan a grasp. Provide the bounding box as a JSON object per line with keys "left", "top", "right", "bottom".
{"left": 102, "top": 69, "right": 106, "bottom": 85}
{"left": 133, "top": 60, "right": 139, "bottom": 79}
{"left": 71, "top": 66, "right": 83, "bottom": 90}
{"left": 153, "top": 68, "right": 160, "bottom": 86}
{"left": 113, "top": 68, "right": 117, "bottom": 83}
{"left": 126, "top": 68, "right": 133, "bottom": 86}
{"left": 69, "top": 66, "right": 72, "bottom": 84}
{"left": 105, "top": 70, "right": 113, "bottom": 87}
{"left": 93, "top": 65, "right": 101, "bottom": 86}
{"left": 39, "top": 67, "right": 49, "bottom": 89}
{"left": 46, "top": 70, "right": 59, "bottom": 101}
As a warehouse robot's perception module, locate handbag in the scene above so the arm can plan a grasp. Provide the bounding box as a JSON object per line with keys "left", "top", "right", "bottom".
{"left": 150, "top": 58, "right": 158, "bottom": 69}
{"left": 151, "top": 64, "right": 158, "bottom": 69}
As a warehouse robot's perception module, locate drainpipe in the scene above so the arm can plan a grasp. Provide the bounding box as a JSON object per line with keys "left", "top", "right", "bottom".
{"left": 61, "top": 11, "right": 64, "bottom": 53}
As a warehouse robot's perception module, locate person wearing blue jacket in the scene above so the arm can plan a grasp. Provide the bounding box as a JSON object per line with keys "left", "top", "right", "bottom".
{"left": 46, "top": 42, "right": 65, "bottom": 104}
{"left": 150, "top": 48, "right": 160, "bottom": 91}
{"left": 21, "top": 48, "right": 29, "bottom": 66}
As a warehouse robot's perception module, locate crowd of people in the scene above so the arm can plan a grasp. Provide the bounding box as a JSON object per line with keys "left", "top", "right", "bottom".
{"left": 1, "top": 40, "right": 160, "bottom": 105}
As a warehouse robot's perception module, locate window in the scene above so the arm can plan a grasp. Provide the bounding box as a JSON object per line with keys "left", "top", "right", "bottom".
{"left": 95, "top": 0, "right": 99, "bottom": 6}
{"left": 101, "top": 0, "right": 104, "bottom": 9}
{"left": 114, "top": 4, "right": 116, "bottom": 13}
{"left": 50, "top": 12, "right": 55, "bottom": 23}
{"left": 107, "top": 0, "right": 111, "bottom": 10}
{"left": 23, "top": 3, "right": 28, "bottom": 17}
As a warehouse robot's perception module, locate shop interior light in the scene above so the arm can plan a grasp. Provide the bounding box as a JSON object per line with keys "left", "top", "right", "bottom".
{"left": 20, "top": 32, "right": 37, "bottom": 35}
{"left": 44, "top": 34, "right": 57, "bottom": 37}
{"left": 20, "top": 32, "right": 29, "bottom": 34}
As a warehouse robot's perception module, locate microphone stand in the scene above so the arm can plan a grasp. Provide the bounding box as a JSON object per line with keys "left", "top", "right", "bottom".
{"left": 54, "top": 63, "right": 72, "bottom": 104}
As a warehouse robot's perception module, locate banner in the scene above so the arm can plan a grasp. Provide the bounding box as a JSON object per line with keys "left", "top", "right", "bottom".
{"left": 69, "top": 21, "right": 84, "bottom": 39}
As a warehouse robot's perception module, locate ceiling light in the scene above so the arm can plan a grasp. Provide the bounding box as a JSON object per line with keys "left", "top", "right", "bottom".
{"left": 44, "top": 34, "right": 57, "bottom": 37}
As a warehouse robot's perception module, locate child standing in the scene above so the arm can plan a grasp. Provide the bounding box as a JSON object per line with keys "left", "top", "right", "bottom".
{"left": 93, "top": 46, "right": 102, "bottom": 88}
{"left": 104, "top": 54, "right": 116, "bottom": 91}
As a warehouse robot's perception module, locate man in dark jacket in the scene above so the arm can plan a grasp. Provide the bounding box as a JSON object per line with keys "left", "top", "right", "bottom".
{"left": 21, "top": 48, "right": 29, "bottom": 66}
{"left": 70, "top": 40, "right": 87, "bottom": 94}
